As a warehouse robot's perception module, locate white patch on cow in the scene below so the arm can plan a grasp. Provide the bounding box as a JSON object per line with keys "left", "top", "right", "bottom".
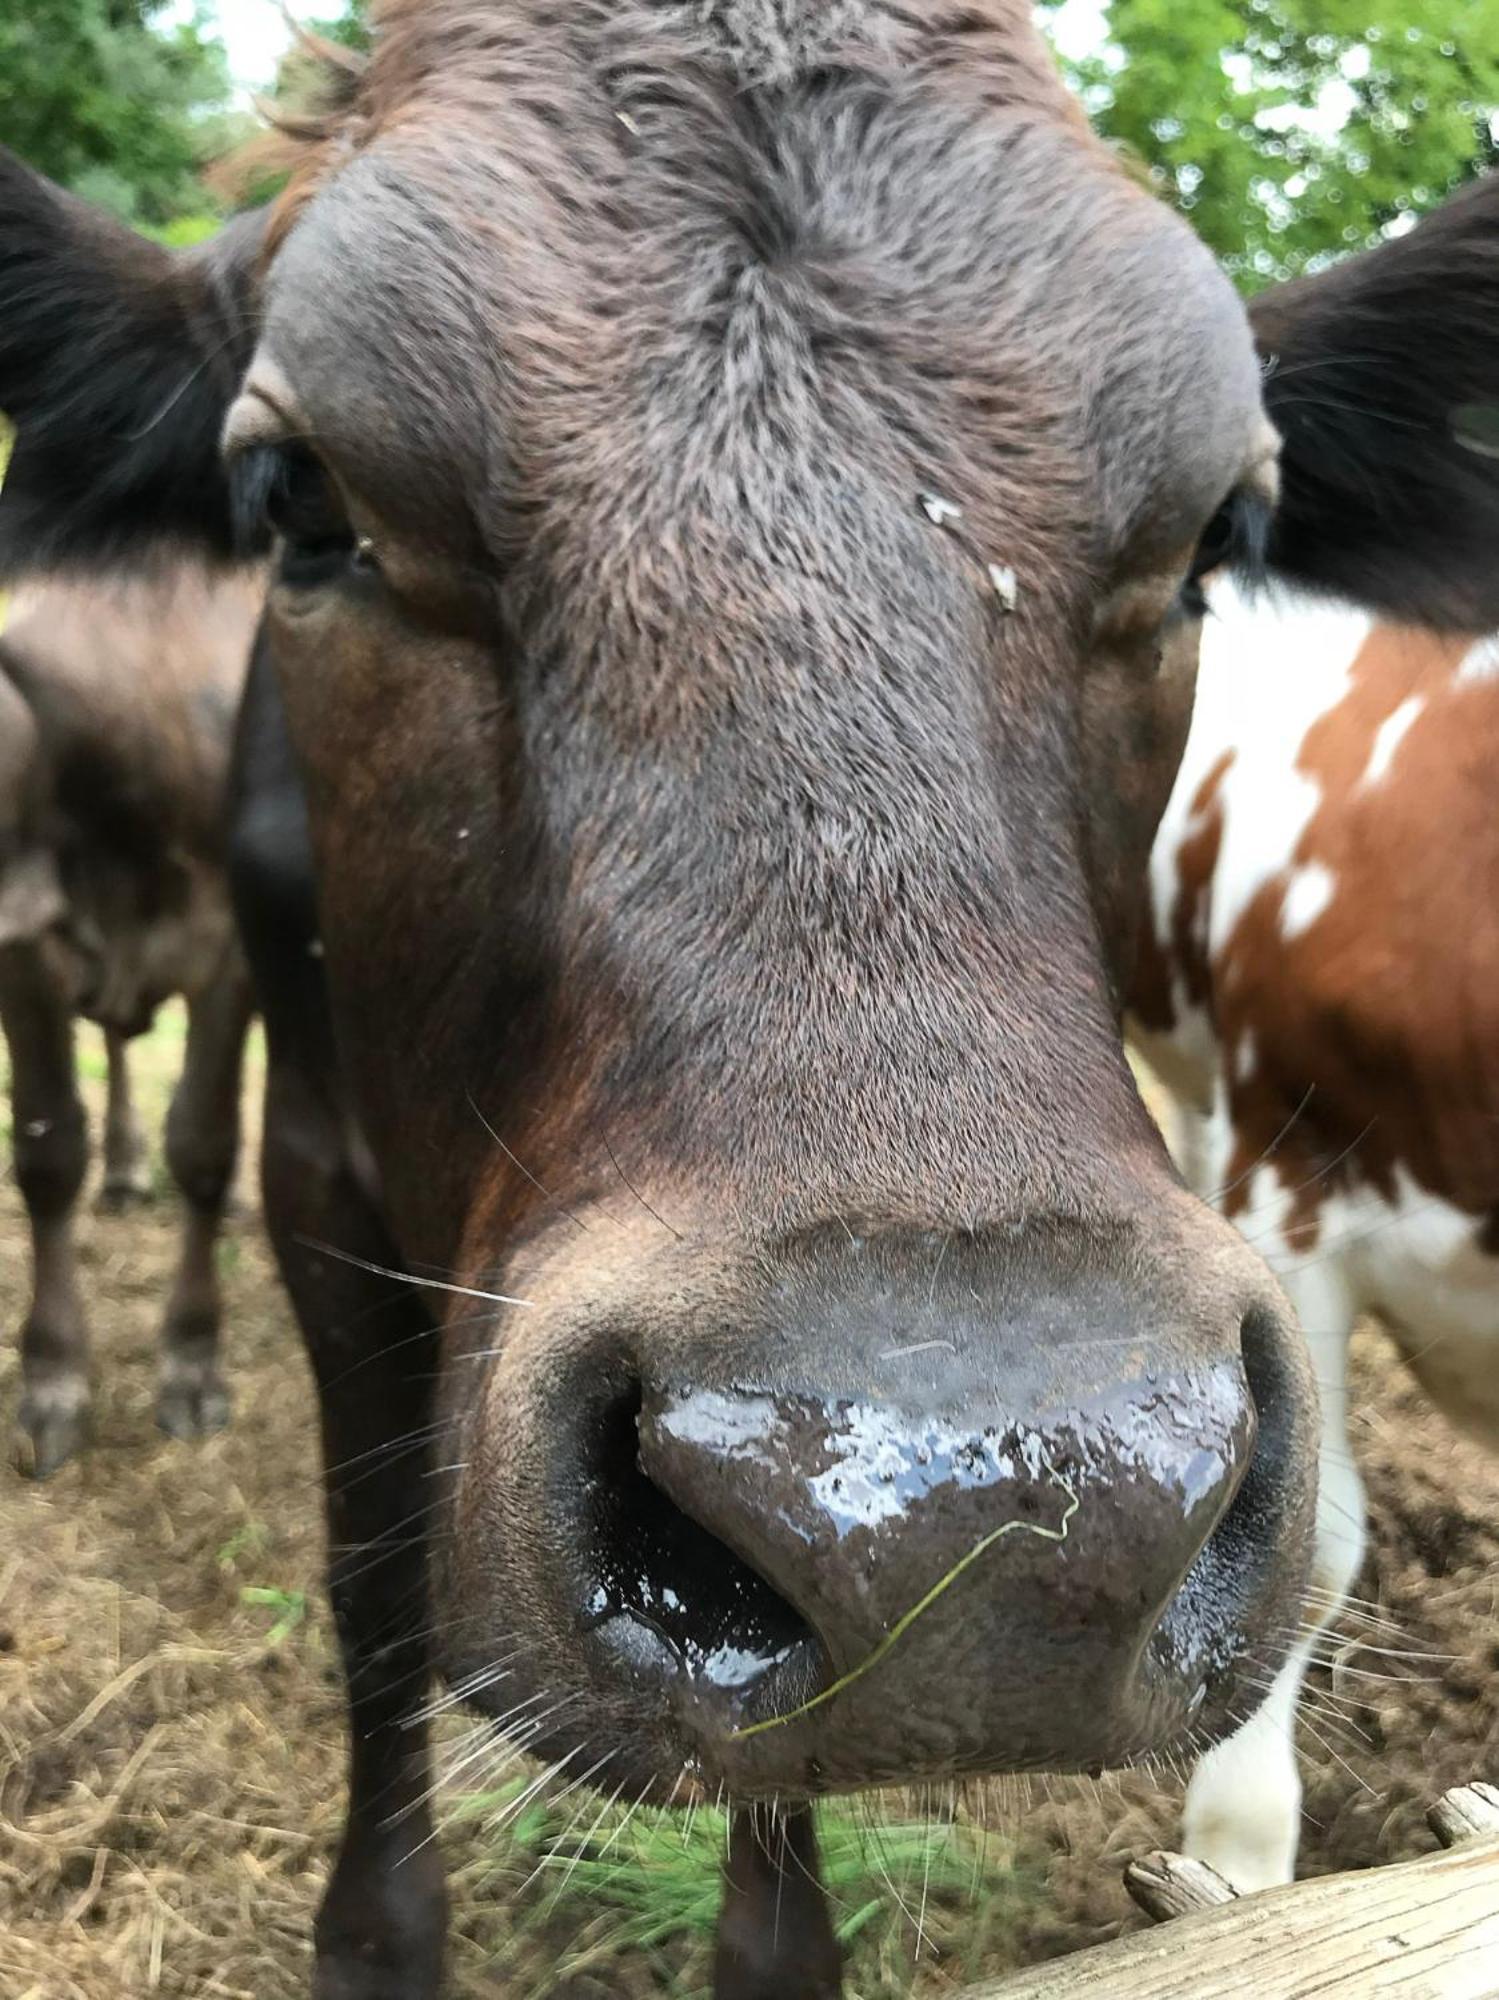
{"left": 1457, "top": 635, "right": 1499, "bottom": 683}
{"left": 1279, "top": 860, "right": 1335, "bottom": 939}
{"left": 1348, "top": 1165, "right": 1499, "bottom": 1443}
{"left": 1360, "top": 694, "right": 1423, "bottom": 787}
{"left": 1233, "top": 1031, "right": 1256, "bottom": 1086}
{"left": 1169, "top": 1095, "right": 1371, "bottom": 1890}
{"left": 1154, "top": 579, "right": 1369, "bottom": 982}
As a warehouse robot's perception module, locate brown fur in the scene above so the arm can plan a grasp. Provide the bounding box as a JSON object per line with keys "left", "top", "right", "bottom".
{"left": 1210, "top": 627, "right": 1499, "bottom": 1242}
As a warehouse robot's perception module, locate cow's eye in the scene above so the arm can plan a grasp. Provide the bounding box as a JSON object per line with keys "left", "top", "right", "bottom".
{"left": 269, "top": 447, "right": 361, "bottom": 585}
{"left": 237, "top": 444, "right": 367, "bottom": 587}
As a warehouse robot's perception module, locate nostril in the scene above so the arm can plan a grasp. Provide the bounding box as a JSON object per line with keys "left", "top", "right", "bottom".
{"left": 1237, "top": 1305, "right": 1295, "bottom": 1517}
{"left": 1191, "top": 1305, "right": 1298, "bottom": 1582}
{"left": 582, "top": 1383, "right": 819, "bottom": 1702}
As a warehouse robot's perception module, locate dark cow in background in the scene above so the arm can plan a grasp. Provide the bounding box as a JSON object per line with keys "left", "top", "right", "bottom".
{"left": 96, "top": 1025, "right": 162, "bottom": 1209}
{"left": 0, "top": 568, "right": 261, "bottom": 1475}
{"left": 2, "top": 3, "right": 1498, "bottom": 1995}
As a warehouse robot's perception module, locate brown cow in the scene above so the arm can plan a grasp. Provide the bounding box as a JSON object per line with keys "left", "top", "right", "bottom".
{"left": 2, "top": 7, "right": 1498, "bottom": 1996}
{"left": 0, "top": 568, "right": 261, "bottom": 1474}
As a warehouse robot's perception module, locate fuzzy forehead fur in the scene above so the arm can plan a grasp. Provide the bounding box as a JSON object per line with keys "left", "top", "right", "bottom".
{"left": 261, "top": 0, "right": 1261, "bottom": 598}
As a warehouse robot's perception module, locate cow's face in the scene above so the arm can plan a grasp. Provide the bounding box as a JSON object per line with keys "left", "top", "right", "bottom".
{"left": 214, "top": 4, "right": 1312, "bottom": 1802}
{"left": 0, "top": 2, "right": 1315, "bottom": 1804}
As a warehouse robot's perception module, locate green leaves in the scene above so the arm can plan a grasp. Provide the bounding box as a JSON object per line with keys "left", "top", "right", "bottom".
{"left": 0, "top": 0, "right": 238, "bottom": 227}
{"left": 1042, "top": 1, "right": 1499, "bottom": 286}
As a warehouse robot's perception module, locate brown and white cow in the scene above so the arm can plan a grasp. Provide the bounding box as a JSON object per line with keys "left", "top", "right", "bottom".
{"left": 2, "top": 7, "right": 1497, "bottom": 1996}
{"left": 1134, "top": 582, "right": 1499, "bottom": 1890}
{"left": 1131, "top": 183, "right": 1499, "bottom": 1894}
{"left": 0, "top": 568, "right": 261, "bottom": 1474}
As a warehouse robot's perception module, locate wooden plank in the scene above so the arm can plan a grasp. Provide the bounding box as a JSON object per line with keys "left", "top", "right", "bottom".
{"left": 964, "top": 1787, "right": 1499, "bottom": 2000}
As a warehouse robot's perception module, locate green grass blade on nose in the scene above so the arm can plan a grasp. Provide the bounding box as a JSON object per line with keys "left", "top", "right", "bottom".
{"left": 726, "top": 1467, "right": 1081, "bottom": 1743}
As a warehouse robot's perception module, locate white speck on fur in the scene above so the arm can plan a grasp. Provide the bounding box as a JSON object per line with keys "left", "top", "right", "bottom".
{"left": 987, "top": 563, "right": 1019, "bottom": 612}
{"left": 918, "top": 491, "right": 963, "bottom": 528}
{"left": 1280, "top": 861, "right": 1335, "bottom": 940}
{"left": 1361, "top": 695, "right": 1423, "bottom": 787}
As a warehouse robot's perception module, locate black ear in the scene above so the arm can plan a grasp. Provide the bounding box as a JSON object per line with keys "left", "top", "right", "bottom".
{"left": 1252, "top": 175, "right": 1499, "bottom": 632}
{"left": 0, "top": 149, "right": 267, "bottom": 580}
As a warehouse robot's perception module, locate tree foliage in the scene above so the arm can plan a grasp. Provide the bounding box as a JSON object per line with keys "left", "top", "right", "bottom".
{"left": 0, "top": 1, "right": 237, "bottom": 228}
{"left": 1044, "top": 1, "right": 1499, "bottom": 284}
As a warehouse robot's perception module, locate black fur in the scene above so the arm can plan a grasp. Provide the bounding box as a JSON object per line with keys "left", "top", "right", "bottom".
{"left": 0, "top": 149, "right": 265, "bottom": 581}
{"left": 1252, "top": 174, "right": 1499, "bottom": 631}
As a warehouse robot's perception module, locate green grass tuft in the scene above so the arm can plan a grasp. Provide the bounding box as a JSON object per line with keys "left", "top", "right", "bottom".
{"left": 453, "top": 1779, "right": 1043, "bottom": 1994}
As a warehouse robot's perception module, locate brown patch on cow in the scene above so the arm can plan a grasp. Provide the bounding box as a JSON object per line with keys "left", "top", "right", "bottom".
{"left": 1217, "top": 624, "right": 1499, "bottom": 1244}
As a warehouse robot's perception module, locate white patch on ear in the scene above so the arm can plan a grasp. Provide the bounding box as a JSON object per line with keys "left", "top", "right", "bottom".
{"left": 1361, "top": 694, "right": 1423, "bottom": 787}
{"left": 1279, "top": 860, "right": 1334, "bottom": 939}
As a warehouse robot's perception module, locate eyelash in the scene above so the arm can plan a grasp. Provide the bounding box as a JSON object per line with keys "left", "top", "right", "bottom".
{"left": 231, "top": 443, "right": 373, "bottom": 586}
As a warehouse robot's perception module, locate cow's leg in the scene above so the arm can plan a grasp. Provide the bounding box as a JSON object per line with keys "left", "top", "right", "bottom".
{"left": 1, "top": 940, "right": 91, "bottom": 1476}
{"left": 155, "top": 957, "right": 255, "bottom": 1439}
{"left": 97, "top": 1026, "right": 153, "bottom": 1209}
{"left": 714, "top": 1805, "right": 842, "bottom": 2000}
{"left": 1181, "top": 1260, "right": 1362, "bottom": 1890}
{"left": 261, "top": 1052, "right": 447, "bottom": 2000}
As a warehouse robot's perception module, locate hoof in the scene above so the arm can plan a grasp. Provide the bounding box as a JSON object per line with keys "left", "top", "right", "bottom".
{"left": 16, "top": 1399, "right": 89, "bottom": 1479}
{"left": 156, "top": 1376, "right": 232, "bottom": 1442}
{"left": 96, "top": 1177, "right": 154, "bottom": 1214}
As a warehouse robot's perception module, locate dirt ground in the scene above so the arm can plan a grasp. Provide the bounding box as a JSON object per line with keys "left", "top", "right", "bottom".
{"left": 1, "top": 1015, "right": 1496, "bottom": 1999}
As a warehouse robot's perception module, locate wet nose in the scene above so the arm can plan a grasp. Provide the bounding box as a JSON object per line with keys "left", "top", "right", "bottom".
{"left": 580, "top": 1243, "right": 1314, "bottom": 1788}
